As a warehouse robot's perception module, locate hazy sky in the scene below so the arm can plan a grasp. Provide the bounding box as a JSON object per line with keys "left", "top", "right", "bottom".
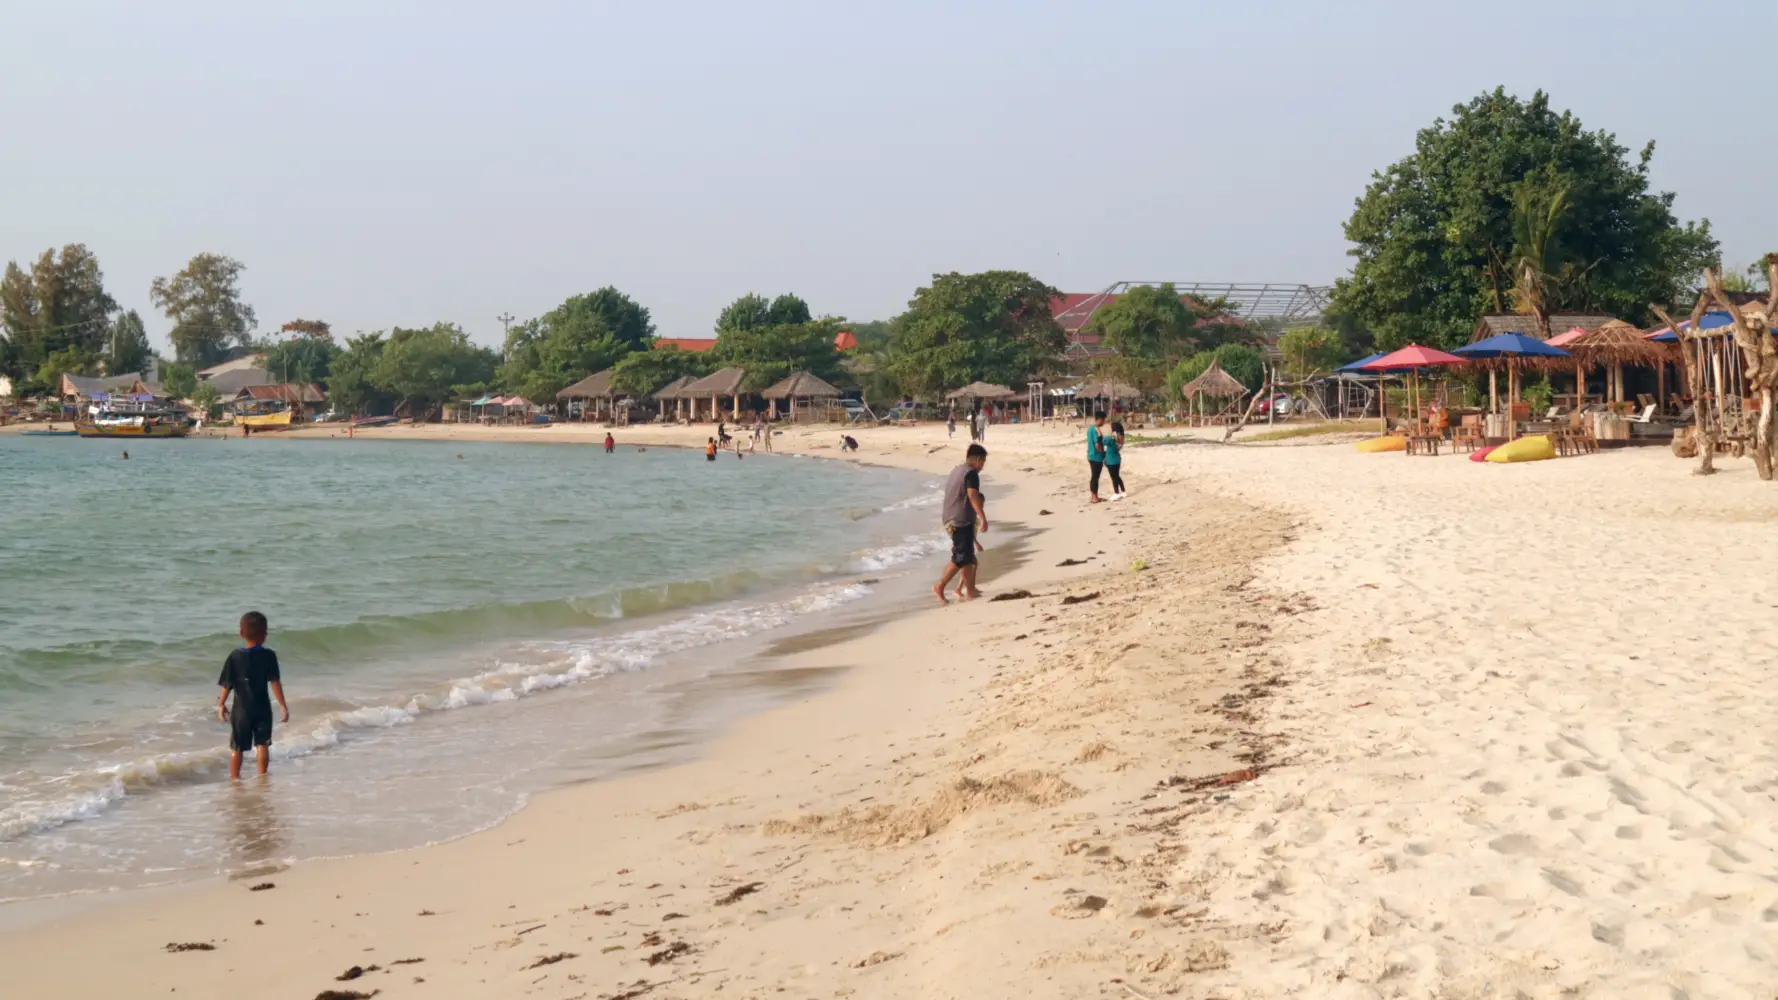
{"left": 4, "top": 0, "right": 1773, "bottom": 350}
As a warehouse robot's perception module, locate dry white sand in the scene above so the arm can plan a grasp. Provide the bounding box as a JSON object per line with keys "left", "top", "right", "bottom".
{"left": 3, "top": 419, "right": 1775, "bottom": 998}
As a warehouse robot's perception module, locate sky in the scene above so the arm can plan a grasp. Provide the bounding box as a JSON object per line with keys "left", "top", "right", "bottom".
{"left": 3, "top": 0, "right": 1774, "bottom": 352}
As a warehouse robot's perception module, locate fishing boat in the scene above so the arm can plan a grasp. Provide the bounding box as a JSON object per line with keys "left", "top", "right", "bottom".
{"left": 20, "top": 427, "right": 79, "bottom": 437}
{"left": 237, "top": 410, "right": 294, "bottom": 431}
{"left": 75, "top": 394, "right": 193, "bottom": 439}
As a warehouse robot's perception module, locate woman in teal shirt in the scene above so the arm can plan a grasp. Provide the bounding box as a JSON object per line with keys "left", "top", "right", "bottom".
{"left": 1086, "top": 413, "right": 1107, "bottom": 503}
{"left": 1104, "top": 420, "right": 1126, "bottom": 500}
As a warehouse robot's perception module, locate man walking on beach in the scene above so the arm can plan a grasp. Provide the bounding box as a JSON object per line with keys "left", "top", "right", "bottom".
{"left": 933, "top": 443, "right": 988, "bottom": 604}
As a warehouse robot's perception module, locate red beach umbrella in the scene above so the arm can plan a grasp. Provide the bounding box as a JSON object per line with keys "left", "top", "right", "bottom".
{"left": 1357, "top": 345, "right": 1467, "bottom": 431}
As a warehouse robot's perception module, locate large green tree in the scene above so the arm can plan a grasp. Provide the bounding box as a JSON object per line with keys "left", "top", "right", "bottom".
{"left": 264, "top": 332, "right": 340, "bottom": 387}
{"left": 1334, "top": 88, "right": 1719, "bottom": 350}
{"left": 706, "top": 292, "right": 843, "bottom": 390}
{"left": 326, "top": 333, "right": 391, "bottom": 416}
{"left": 0, "top": 244, "right": 118, "bottom": 379}
{"left": 373, "top": 323, "right": 499, "bottom": 417}
{"left": 887, "top": 271, "right": 1064, "bottom": 397}
{"left": 715, "top": 293, "right": 811, "bottom": 336}
{"left": 106, "top": 310, "right": 152, "bottom": 376}
{"left": 711, "top": 316, "right": 846, "bottom": 391}
{"left": 610, "top": 345, "right": 713, "bottom": 396}
{"left": 150, "top": 253, "right": 257, "bottom": 366}
{"left": 500, "top": 287, "right": 655, "bottom": 402}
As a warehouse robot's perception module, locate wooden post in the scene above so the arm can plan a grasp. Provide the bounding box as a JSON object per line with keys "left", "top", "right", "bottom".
{"left": 1489, "top": 368, "right": 1498, "bottom": 414}
{"left": 1575, "top": 360, "right": 1585, "bottom": 409}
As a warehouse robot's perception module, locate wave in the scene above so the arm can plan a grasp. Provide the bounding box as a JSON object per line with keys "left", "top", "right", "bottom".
{"left": 0, "top": 530, "right": 944, "bottom": 844}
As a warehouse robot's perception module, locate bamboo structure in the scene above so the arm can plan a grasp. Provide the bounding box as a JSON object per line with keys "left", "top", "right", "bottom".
{"left": 555, "top": 369, "right": 619, "bottom": 421}
{"left": 1703, "top": 264, "right": 1778, "bottom": 479}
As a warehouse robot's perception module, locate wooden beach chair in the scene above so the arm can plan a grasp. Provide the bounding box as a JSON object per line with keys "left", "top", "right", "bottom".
{"left": 1452, "top": 414, "right": 1484, "bottom": 453}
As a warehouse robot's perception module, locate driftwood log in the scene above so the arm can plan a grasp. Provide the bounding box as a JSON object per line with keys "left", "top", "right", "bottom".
{"left": 1705, "top": 261, "right": 1778, "bottom": 481}
{"left": 1652, "top": 298, "right": 1715, "bottom": 476}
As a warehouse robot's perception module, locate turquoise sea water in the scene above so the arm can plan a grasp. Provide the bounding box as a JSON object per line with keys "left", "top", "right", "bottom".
{"left": 0, "top": 435, "right": 940, "bottom": 900}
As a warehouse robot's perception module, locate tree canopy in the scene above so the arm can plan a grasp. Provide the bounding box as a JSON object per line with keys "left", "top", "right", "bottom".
{"left": 499, "top": 287, "right": 655, "bottom": 402}
{"left": 106, "top": 310, "right": 152, "bottom": 377}
{"left": 373, "top": 323, "right": 499, "bottom": 416}
{"left": 1085, "top": 284, "right": 1248, "bottom": 391}
{"left": 1333, "top": 88, "right": 1719, "bottom": 350}
{"left": 610, "top": 345, "right": 712, "bottom": 397}
{"left": 1275, "top": 326, "right": 1344, "bottom": 377}
{"left": 887, "top": 271, "right": 1064, "bottom": 397}
{"left": 150, "top": 253, "right": 257, "bottom": 366}
{"left": 161, "top": 362, "right": 198, "bottom": 401}
{"left": 0, "top": 244, "right": 117, "bottom": 381}
{"left": 264, "top": 331, "right": 340, "bottom": 387}
{"left": 326, "top": 333, "right": 392, "bottom": 416}
{"left": 1167, "top": 344, "right": 1267, "bottom": 399}
{"left": 707, "top": 292, "right": 843, "bottom": 390}
{"left": 715, "top": 293, "right": 811, "bottom": 335}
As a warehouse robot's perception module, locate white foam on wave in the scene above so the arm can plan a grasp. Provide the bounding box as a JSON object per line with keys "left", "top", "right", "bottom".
{"left": 1, "top": 533, "right": 942, "bottom": 844}
{"left": 879, "top": 484, "right": 943, "bottom": 513}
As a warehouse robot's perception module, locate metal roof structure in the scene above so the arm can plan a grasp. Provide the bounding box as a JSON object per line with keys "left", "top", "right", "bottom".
{"left": 1054, "top": 281, "right": 1333, "bottom": 334}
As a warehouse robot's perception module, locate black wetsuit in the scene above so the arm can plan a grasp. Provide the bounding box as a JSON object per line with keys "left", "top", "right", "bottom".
{"left": 218, "top": 646, "right": 281, "bottom": 751}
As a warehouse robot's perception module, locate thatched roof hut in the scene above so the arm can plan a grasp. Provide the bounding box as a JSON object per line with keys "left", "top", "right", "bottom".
{"left": 651, "top": 375, "right": 698, "bottom": 400}
{"left": 678, "top": 366, "right": 748, "bottom": 420}
{"left": 1550, "top": 319, "right": 1674, "bottom": 367}
{"left": 1180, "top": 363, "right": 1248, "bottom": 399}
{"left": 1074, "top": 378, "right": 1143, "bottom": 400}
{"left": 556, "top": 369, "right": 616, "bottom": 400}
{"left": 944, "top": 381, "right": 1017, "bottom": 401}
{"left": 681, "top": 366, "right": 746, "bottom": 397}
{"left": 761, "top": 371, "right": 842, "bottom": 400}
{"left": 1470, "top": 313, "right": 1616, "bottom": 344}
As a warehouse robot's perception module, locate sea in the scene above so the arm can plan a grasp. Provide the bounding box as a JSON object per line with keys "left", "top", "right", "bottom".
{"left": 0, "top": 434, "right": 944, "bottom": 903}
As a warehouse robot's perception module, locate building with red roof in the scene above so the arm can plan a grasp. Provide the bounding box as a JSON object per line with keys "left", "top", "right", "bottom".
{"left": 654, "top": 338, "right": 718, "bottom": 353}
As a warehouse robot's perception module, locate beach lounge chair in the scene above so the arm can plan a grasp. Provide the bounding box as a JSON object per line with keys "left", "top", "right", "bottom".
{"left": 1629, "top": 404, "right": 1657, "bottom": 424}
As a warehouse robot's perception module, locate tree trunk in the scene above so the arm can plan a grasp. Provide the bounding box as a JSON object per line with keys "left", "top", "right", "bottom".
{"left": 1755, "top": 388, "right": 1776, "bottom": 481}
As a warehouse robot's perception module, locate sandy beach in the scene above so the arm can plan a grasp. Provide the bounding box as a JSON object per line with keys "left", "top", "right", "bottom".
{"left": 4, "top": 420, "right": 1776, "bottom": 998}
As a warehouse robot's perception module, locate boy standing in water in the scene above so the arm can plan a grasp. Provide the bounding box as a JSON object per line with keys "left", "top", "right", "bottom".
{"left": 216, "top": 611, "right": 288, "bottom": 779}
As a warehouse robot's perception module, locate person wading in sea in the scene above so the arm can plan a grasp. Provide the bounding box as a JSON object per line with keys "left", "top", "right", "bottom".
{"left": 933, "top": 443, "right": 988, "bottom": 603}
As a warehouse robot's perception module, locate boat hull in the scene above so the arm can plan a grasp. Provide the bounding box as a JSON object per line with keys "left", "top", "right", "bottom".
{"left": 75, "top": 422, "right": 191, "bottom": 439}
{"left": 238, "top": 411, "right": 295, "bottom": 430}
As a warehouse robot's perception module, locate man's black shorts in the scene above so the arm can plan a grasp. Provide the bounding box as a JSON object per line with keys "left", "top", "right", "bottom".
{"left": 230, "top": 707, "right": 273, "bottom": 751}
{"left": 949, "top": 523, "right": 977, "bottom": 567}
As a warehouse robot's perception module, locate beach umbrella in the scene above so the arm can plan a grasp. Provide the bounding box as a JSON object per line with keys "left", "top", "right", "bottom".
{"left": 1453, "top": 333, "right": 1570, "bottom": 426}
{"left": 1358, "top": 345, "right": 1467, "bottom": 429}
{"left": 1336, "top": 352, "right": 1386, "bottom": 373}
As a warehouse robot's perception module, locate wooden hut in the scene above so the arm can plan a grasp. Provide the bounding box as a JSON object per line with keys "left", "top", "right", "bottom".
{"left": 679, "top": 366, "right": 747, "bottom": 422}
{"left": 651, "top": 375, "right": 697, "bottom": 422}
{"left": 1179, "top": 362, "right": 1249, "bottom": 425}
{"left": 945, "top": 382, "right": 1017, "bottom": 404}
{"left": 1469, "top": 313, "right": 1615, "bottom": 344}
{"left": 761, "top": 371, "right": 842, "bottom": 422}
{"left": 556, "top": 369, "right": 619, "bottom": 422}
{"left": 1548, "top": 319, "right": 1676, "bottom": 409}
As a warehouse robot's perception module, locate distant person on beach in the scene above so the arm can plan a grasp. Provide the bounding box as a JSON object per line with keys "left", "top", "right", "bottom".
{"left": 975, "top": 407, "right": 988, "bottom": 441}
{"left": 604, "top": 432, "right": 615, "bottom": 453}
{"left": 216, "top": 611, "right": 288, "bottom": 779}
{"left": 1105, "top": 420, "right": 1126, "bottom": 500}
{"left": 706, "top": 438, "right": 718, "bottom": 461}
{"left": 717, "top": 422, "right": 730, "bottom": 447}
{"left": 933, "top": 443, "right": 988, "bottom": 604}
{"left": 947, "top": 411, "right": 957, "bottom": 438}
{"left": 841, "top": 434, "right": 859, "bottom": 453}
{"left": 1086, "top": 413, "right": 1108, "bottom": 503}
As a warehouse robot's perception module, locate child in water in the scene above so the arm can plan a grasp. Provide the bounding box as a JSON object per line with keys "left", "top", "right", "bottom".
{"left": 216, "top": 611, "right": 289, "bottom": 779}
{"left": 705, "top": 438, "right": 717, "bottom": 461}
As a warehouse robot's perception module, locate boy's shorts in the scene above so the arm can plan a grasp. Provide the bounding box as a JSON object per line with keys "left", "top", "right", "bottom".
{"left": 230, "top": 708, "right": 273, "bottom": 751}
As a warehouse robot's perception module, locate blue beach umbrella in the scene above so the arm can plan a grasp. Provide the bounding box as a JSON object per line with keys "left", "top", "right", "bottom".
{"left": 1453, "top": 333, "right": 1569, "bottom": 426}
{"left": 1451, "top": 332, "right": 1571, "bottom": 360}
{"left": 1336, "top": 352, "right": 1386, "bottom": 373}
{"left": 1645, "top": 311, "right": 1756, "bottom": 343}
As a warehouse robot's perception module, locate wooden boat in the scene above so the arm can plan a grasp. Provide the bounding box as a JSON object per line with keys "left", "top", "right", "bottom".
{"left": 20, "top": 428, "right": 80, "bottom": 437}
{"left": 75, "top": 419, "right": 190, "bottom": 439}
{"left": 75, "top": 394, "right": 192, "bottom": 438}
{"left": 238, "top": 410, "right": 294, "bottom": 431}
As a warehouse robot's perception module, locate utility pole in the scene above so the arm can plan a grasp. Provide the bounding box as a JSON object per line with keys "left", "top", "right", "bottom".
{"left": 497, "top": 312, "right": 516, "bottom": 361}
